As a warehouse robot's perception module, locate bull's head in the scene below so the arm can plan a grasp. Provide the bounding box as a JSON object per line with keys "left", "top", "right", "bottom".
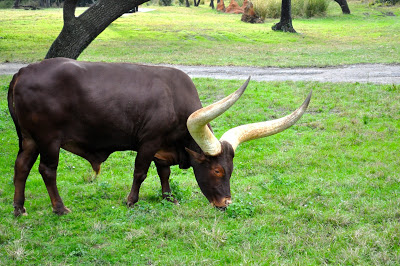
{"left": 186, "top": 78, "right": 312, "bottom": 208}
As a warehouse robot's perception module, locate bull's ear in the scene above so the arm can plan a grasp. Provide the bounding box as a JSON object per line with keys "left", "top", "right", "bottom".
{"left": 185, "top": 148, "right": 208, "bottom": 163}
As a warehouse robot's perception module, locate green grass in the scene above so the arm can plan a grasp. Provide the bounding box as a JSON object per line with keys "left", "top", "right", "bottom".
{"left": 0, "top": 2, "right": 399, "bottom": 66}
{"left": 1, "top": 74, "right": 400, "bottom": 264}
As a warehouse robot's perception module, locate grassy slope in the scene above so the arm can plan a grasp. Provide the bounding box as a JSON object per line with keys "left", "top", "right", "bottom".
{"left": 1, "top": 75, "right": 400, "bottom": 264}
{"left": 0, "top": 2, "right": 399, "bottom": 66}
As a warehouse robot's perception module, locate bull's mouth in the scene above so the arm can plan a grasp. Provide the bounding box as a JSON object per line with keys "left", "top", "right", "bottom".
{"left": 210, "top": 197, "right": 232, "bottom": 209}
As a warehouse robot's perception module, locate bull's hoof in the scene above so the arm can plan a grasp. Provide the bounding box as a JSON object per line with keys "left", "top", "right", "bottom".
{"left": 53, "top": 206, "right": 71, "bottom": 215}
{"left": 14, "top": 207, "right": 28, "bottom": 217}
{"left": 167, "top": 197, "right": 180, "bottom": 205}
{"left": 163, "top": 193, "right": 179, "bottom": 205}
{"left": 126, "top": 200, "right": 137, "bottom": 208}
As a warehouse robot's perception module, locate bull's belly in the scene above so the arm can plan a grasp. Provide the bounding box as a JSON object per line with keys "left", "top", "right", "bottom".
{"left": 61, "top": 139, "right": 135, "bottom": 172}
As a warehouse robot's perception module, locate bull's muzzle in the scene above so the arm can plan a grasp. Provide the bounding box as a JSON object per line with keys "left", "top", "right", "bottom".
{"left": 211, "top": 197, "right": 232, "bottom": 209}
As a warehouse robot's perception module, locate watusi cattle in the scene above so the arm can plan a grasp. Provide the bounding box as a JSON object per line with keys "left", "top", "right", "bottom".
{"left": 8, "top": 58, "right": 312, "bottom": 216}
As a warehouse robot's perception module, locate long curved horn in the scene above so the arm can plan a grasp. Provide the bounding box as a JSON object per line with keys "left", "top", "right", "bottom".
{"left": 220, "top": 90, "right": 312, "bottom": 151}
{"left": 187, "top": 77, "right": 250, "bottom": 156}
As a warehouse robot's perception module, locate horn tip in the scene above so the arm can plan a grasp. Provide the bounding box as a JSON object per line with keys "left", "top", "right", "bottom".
{"left": 239, "top": 77, "right": 251, "bottom": 94}
{"left": 303, "top": 90, "right": 312, "bottom": 108}
{"left": 245, "top": 76, "right": 251, "bottom": 85}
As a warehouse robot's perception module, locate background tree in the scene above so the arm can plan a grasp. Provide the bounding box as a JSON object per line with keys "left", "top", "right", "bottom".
{"left": 45, "top": 0, "right": 150, "bottom": 59}
{"left": 13, "top": 0, "right": 20, "bottom": 7}
{"left": 333, "top": 0, "right": 350, "bottom": 14}
{"left": 272, "top": 0, "right": 296, "bottom": 33}
{"left": 184, "top": 0, "right": 202, "bottom": 7}
{"left": 210, "top": 0, "right": 215, "bottom": 9}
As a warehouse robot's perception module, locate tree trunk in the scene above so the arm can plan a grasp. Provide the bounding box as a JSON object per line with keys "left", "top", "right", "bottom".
{"left": 272, "top": 0, "right": 296, "bottom": 33}
{"left": 45, "top": 0, "right": 149, "bottom": 59}
{"left": 186, "top": 0, "right": 190, "bottom": 7}
{"left": 333, "top": 0, "right": 350, "bottom": 14}
{"left": 210, "top": 0, "right": 215, "bottom": 9}
{"left": 13, "top": 0, "right": 20, "bottom": 8}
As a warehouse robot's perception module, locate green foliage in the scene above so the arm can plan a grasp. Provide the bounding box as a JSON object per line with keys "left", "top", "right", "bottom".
{"left": 226, "top": 201, "right": 255, "bottom": 218}
{"left": 1, "top": 75, "right": 400, "bottom": 264}
{"left": 252, "top": 0, "right": 281, "bottom": 19}
{"left": 159, "top": 0, "right": 173, "bottom": 6}
{"left": 375, "top": 0, "right": 400, "bottom": 5}
{"left": 169, "top": 179, "right": 192, "bottom": 202}
{"left": 295, "top": 0, "right": 330, "bottom": 18}
{"left": 0, "top": 0, "right": 96, "bottom": 8}
{"left": 253, "top": 0, "right": 330, "bottom": 19}
{"left": 0, "top": 0, "right": 14, "bottom": 8}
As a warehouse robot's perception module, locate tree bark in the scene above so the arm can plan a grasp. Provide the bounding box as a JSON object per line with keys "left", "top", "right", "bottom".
{"left": 333, "top": 0, "right": 350, "bottom": 14}
{"left": 272, "top": 0, "right": 296, "bottom": 33}
{"left": 45, "top": 0, "right": 149, "bottom": 59}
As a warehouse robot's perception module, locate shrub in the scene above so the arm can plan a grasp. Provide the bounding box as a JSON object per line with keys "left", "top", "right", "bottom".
{"left": 296, "top": 0, "right": 330, "bottom": 17}
{"left": 252, "top": 0, "right": 330, "bottom": 19}
{"left": 375, "top": 0, "right": 400, "bottom": 4}
{"left": 159, "top": 0, "right": 173, "bottom": 6}
{"left": 0, "top": 0, "right": 14, "bottom": 8}
{"left": 253, "top": 0, "right": 281, "bottom": 19}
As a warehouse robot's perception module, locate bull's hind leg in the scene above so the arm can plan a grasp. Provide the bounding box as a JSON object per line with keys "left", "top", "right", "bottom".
{"left": 13, "top": 138, "right": 39, "bottom": 216}
{"left": 38, "top": 140, "right": 70, "bottom": 215}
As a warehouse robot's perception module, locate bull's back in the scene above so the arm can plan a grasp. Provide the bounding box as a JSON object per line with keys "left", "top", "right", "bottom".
{"left": 12, "top": 58, "right": 202, "bottom": 150}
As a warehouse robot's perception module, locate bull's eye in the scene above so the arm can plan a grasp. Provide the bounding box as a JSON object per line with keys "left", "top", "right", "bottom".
{"left": 213, "top": 167, "right": 225, "bottom": 178}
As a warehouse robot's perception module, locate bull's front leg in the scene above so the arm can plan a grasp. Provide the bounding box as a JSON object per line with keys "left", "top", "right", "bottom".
{"left": 155, "top": 162, "right": 178, "bottom": 204}
{"left": 127, "top": 144, "right": 159, "bottom": 207}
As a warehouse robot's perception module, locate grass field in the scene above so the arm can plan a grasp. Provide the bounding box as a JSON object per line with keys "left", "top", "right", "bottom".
{"left": 0, "top": 1, "right": 399, "bottom": 66}
{"left": 1, "top": 74, "right": 400, "bottom": 264}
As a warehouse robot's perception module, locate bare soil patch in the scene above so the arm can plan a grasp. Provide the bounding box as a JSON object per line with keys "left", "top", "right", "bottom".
{"left": 1, "top": 63, "right": 399, "bottom": 84}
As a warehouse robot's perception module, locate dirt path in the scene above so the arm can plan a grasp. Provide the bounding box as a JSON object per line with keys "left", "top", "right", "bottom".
{"left": 1, "top": 63, "right": 399, "bottom": 84}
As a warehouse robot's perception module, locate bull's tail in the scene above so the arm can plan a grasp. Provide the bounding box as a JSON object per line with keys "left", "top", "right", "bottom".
{"left": 8, "top": 73, "right": 23, "bottom": 152}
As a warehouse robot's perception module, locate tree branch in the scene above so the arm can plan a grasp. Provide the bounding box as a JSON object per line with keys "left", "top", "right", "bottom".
{"left": 63, "top": 0, "right": 78, "bottom": 22}
{"left": 46, "top": 0, "right": 150, "bottom": 59}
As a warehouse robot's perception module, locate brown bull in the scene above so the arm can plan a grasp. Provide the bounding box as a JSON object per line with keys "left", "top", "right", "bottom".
{"left": 8, "top": 58, "right": 311, "bottom": 216}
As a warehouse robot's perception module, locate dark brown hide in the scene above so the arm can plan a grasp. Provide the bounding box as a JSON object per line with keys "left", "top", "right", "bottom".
{"left": 9, "top": 58, "right": 235, "bottom": 215}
